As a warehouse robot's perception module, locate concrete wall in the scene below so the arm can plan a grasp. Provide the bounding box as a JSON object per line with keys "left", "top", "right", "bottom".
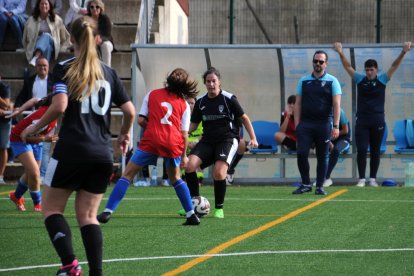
{"left": 156, "top": 0, "right": 189, "bottom": 44}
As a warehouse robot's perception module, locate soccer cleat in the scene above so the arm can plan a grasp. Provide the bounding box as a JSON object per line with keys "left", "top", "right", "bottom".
{"left": 34, "top": 203, "right": 42, "bottom": 212}
{"left": 368, "top": 178, "right": 379, "bottom": 187}
{"left": 292, "top": 185, "right": 312, "bottom": 194}
{"left": 161, "top": 179, "right": 170, "bottom": 187}
{"left": 315, "top": 187, "right": 327, "bottom": 195}
{"left": 97, "top": 211, "right": 112, "bottom": 224}
{"left": 177, "top": 209, "right": 186, "bottom": 216}
{"left": 213, "top": 208, "right": 224, "bottom": 219}
{"left": 0, "top": 176, "right": 6, "bottom": 185}
{"left": 182, "top": 213, "right": 200, "bottom": 225}
{"left": 9, "top": 192, "right": 26, "bottom": 211}
{"left": 226, "top": 174, "right": 234, "bottom": 186}
{"left": 323, "top": 178, "right": 333, "bottom": 187}
{"left": 356, "top": 179, "right": 366, "bottom": 187}
{"left": 56, "top": 259, "right": 82, "bottom": 276}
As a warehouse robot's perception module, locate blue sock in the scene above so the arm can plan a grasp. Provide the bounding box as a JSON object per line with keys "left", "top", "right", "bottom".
{"left": 29, "top": 190, "right": 41, "bottom": 205}
{"left": 173, "top": 179, "right": 193, "bottom": 212}
{"left": 105, "top": 177, "right": 130, "bottom": 212}
{"left": 15, "top": 180, "right": 28, "bottom": 198}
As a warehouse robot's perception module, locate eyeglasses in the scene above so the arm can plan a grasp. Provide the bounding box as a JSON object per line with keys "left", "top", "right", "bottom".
{"left": 313, "top": 59, "right": 325, "bottom": 65}
{"left": 90, "top": 5, "right": 100, "bottom": 9}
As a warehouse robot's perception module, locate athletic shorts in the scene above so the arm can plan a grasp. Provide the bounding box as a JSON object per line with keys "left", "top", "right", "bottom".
{"left": 10, "top": 142, "right": 43, "bottom": 161}
{"left": 283, "top": 136, "right": 297, "bottom": 150}
{"left": 190, "top": 139, "right": 238, "bottom": 169}
{"left": 44, "top": 158, "right": 113, "bottom": 194}
{"left": 0, "top": 120, "right": 11, "bottom": 148}
{"left": 130, "top": 148, "right": 181, "bottom": 168}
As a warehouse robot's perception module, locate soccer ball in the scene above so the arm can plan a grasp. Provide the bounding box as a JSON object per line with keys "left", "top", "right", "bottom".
{"left": 191, "top": 196, "right": 210, "bottom": 217}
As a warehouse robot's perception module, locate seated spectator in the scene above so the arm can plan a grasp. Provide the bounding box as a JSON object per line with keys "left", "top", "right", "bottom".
{"left": 274, "top": 95, "right": 297, "bottom": 150}
{"left": 0, "top": 0, "right": 28, "bottom": 50}
{"left": 23, "top": 0, "right": 70, "bottom": 66}
{"left": 31, "top": 0, "right": 62, "bottom": 16}
{"left": 0, "top": 77, "right": 12, "bottom": 185}
{"left": 64, "top": 0, "right": 89, "bottom": 29}
{"left": 86, "top": 0, "right": 114, "bottom": 67}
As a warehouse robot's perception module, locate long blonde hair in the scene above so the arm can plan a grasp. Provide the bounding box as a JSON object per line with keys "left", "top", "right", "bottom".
{"left": 64, "top": 17, "right": 104, "bottom": 101}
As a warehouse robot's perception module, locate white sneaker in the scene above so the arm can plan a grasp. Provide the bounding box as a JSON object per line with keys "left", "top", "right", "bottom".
{"left": 226, "top": 174, "right": 234, "bottom": 186}
{"left": 29, "top": 56, "right": 37, "bottom": 67}
{"left": 356, "top": 179, "right": 366, "bottom": 187}
{"left": 323, "top": 178, "right": 333, "bottom": 187}
{"left": 161, "top": 179, "right": 170, "bottom": 187}
{"left": 133, "top": 177, "right": 151, "bottom": 187}
{"left": 368, "top": 178, "right": 379, "bottom": 187}
{"left": 0, "top": 176, "right": 6, "bottom": 185}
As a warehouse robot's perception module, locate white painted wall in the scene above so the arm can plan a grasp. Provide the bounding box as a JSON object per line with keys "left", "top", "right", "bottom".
{"left": 158, "top": 0, "right": 188, "bottom": 44}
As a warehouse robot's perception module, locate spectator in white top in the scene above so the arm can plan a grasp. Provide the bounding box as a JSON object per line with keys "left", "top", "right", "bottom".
{"left": 64, "top": 0, "right": 90, "bottom": 29}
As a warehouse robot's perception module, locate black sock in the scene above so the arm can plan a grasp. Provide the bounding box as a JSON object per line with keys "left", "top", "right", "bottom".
{"left": 44, "top": 214, "right": 75, "bottom": 266}
{"left": 81, "top": 224, "right": 103, "bottom": 276}
{"left": 214, "top": 179, "right": 227, "bottom": 209}
{"left": 228, "top": 153, "right": 244, "bottom": 174}
{"left": 185, "top": 172, "right": 199, "bottom": 197}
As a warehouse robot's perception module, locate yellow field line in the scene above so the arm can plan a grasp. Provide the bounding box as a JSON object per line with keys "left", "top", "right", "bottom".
{"left": 162, "top": 189, "right": 348, "bottom": 276}
{"left": 0, "top": 190, "right": 13, "bottom": 196}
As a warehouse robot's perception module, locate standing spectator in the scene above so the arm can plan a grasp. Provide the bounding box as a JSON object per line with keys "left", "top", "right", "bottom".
{"left": 31, "top": 0, "right": 62, "bottom": 16}
{"left": 86, "top": 0, "right": 114, "bottom": 67}
{"left": 14, "top": 57, "right": 53, "bottom": 182}
{"left": 0, "top": 0, "right": 28, "bottom": 50}
{"left": 292, "top": 50, "right": 342, "bottom": 196}
{"left": 0, "top": 77, "right": 12, "bottom": 184}
{"left": 97, "top": 68, "right": 201, "bottom": 226}
{"left": 23, "top": 0, "right": 70, "bottom": 66}
{"left": 20, "top": 17, "right": 135, "bottom": 275}
{"left": 7, "top": 96, "right": 58, "bottom": 212}
{"left": 334, "top": 42, "right": 412, "bottom": 187}
{"left": 275, "top": 94, "right": 297, "bottom": 151}
{"left": 185, "top": 67, "right": 258, "bottom": 218}
{"left": 64, "top": 0, "right": 89, "bottom": 29}
{"left": 314, "top": 108, "right": 350, "bottom": 187}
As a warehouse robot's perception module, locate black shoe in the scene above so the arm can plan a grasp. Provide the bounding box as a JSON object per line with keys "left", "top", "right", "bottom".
{"left": 315, "top": 187, "right": 327, "bottom": 195}
{"left": 183, "top": 213, "right": 200, "bottom": 226}
{"left": 97, "top": 211, "right": 112, "bottom": 224}
{"left": 292, "top": 185, "right": 312, "bottom": 194}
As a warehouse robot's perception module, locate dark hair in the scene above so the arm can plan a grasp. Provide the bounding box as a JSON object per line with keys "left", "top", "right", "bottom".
{"left": 35, "top": 94, "right": 53, "bottom": 108}
{"left": 287, "top": 95, "right": 296, "bottom": 104}
{"left": 33, "top": 0, "right": 55, "bottom": 21}
{"left": 313, "top": 50, "right": 328, "bottom": 62}
{"left": 364, "top": 59, "right": 378, "bottom": 69}
{"left": 202, "top": 67, "right": 221, "bottom": 83}
{"left": 164, "top": 68, "right": 199, "bottom": 99}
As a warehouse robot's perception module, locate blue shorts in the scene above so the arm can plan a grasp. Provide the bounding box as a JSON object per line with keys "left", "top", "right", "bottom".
{"left": 11, "top": 142, "right": 43, "bottom": 161}
{"left": 130, "top": 148, "right": 181, "bottom": 168}
{"left": 0, "top": 120, "right": 11, "bottom": 149}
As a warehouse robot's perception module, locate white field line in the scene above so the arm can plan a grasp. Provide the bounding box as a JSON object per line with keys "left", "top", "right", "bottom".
{"left": 1, "top": 197, "right": 414, "bottom": 203}
{"left": 1, "top": 248, "right": 414, "bottom": 272}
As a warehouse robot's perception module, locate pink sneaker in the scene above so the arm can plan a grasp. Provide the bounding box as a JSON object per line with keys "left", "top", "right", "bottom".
{"left": 56, "top": 259, "right": 82, "bottom": 276}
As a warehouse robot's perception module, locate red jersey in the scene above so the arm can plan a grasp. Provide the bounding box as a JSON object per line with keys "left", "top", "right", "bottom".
{"left": 281, "top": 111, "right": 297, "bottom": 141}
{"left": 10, "top": 106, "right": 57, "bottom": 143}
{"left": 138, "top": 88, "right": 191, "bottom": 158}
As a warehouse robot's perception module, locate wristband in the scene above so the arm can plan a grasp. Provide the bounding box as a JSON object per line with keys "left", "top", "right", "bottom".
{"left": 333, "top": 124, "right": 339, "bottom": 129}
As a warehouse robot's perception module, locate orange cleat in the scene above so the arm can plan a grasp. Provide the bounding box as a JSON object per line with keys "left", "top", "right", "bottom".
{"left": 34, "top": 203, "right": 42, "bottom": 212}
{"left": 9, "top": 192, "right": 26, "bottom": 211}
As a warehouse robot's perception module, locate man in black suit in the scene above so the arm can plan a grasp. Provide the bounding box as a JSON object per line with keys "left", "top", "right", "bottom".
{"left": 14, "top": 57, "right": 53, "bottom": 108}
{"left": 14, "top": 57, "right": 54, "bottom": 182}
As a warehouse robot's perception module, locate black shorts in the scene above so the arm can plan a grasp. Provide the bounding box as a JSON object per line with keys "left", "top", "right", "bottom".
{"left": 44, "top": 158, "right": 113, "bottom": 194}
{"left": 190, "top": 139, "right": 238, "bottom": 169}
{"left": 284, "top": 136, "right": 297, "bottom": 150}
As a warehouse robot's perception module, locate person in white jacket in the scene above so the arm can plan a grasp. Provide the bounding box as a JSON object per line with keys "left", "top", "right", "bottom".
{"left": 64, "top": 0, "right": 90, "bottom": 28}
{"left": 23, "top": 0, "right": 70, "bottom": 66}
